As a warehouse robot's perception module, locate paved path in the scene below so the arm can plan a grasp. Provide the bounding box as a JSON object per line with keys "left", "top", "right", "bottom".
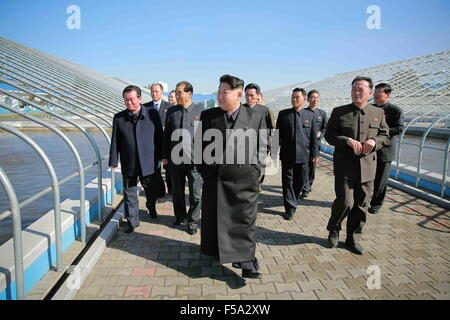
{"left": 74, "top": 157, "right": 450, "bottom": 300}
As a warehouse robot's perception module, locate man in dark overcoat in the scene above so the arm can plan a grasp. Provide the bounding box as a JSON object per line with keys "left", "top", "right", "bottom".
{"left": 325, "top": 77, "right": 389, "bottom": 254}
{"left": 143, "top": 82, "right": 174, "bottom": 197}
{"left": 109, "top": 85, "right": 163, "bottom": 233}
{"left": 198, "top": 74, "right": 267, "bottom": 279}
{"left": 243, "top": 82, "right": 275, "bottom": 192}
{"left": 369, "top": 83, "right": 404, "bottom": 214}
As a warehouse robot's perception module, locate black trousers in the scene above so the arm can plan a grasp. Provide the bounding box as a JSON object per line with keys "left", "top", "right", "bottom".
{"left": 303, "top": 158, "right": 316, "bottom": 193}
{"left": 232, "top": 258, "right": 259, "bottom": 272}
{"left": 327, "top": 177, "right": 373, "bottom": 242}
{"left": 169, "top": 163, "right": 203, "bottom": 229}
{"left": 163, "top": 163, "right": 172, "bottom": 194}
{"left": 123, "top": 174, "right": 157, "bottom": 227}
{"left": 370, "top": 160, "right": 391, "bottom": 209}
{"left": 281, "top": 161, "right": 308, "bottom": 214}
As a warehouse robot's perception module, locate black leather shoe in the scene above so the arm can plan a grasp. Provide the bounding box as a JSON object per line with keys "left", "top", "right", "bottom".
{"left": 345, "top": 240, "right": 364, "bottom": 255}
{"left": 242, "top": 269, "right": 262, "bottom": 279}
{"left": 187, "top": 228, "right": 198, "bottom": 235}
{"left": 300, "top": 191, "right": 310, "bottom": 199}
{"left": 149, "top": 209, "right": 158, "bottom": 219}
{"left": 283, "top": 210, "right": 295, "bottom": 220}
{"left": 175, "top": 218, "right": 188, "bottom": 226}
{"left": 124, "top": 225, "right": 135, "bottom": 233}
{"left": 328, "top": 229, "right": 339, "bottom": 248}
{"left": 368, "top": 206, "right": 381, "bottom": 214}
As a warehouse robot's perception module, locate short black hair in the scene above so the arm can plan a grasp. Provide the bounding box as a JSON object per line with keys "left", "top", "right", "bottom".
{"left": 375, "top": 83, "right": 392, "bottom": 94}
{"left": 245, "top": 83, "right": 261, "bottom": 94}
{"left": 292, "top": 87, "right": 306, "bottom": 97}
{"left": 176, "top": 81, "right": 194, "bottom": 94}
{"left": 351, "top": 76, "right": 374, "bottom": 90}
{"left": 220, "top": 74, "right": 244, "bottom": 90}
{"left": 123, "top": 85, "right": 141, "bottom": 98}
{"left": 307, "top": 90, "right": 319, "bottom": 99}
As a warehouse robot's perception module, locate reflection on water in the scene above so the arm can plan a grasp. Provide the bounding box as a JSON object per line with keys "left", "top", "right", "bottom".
{"left": 398, "top": 136, "right": 449, "bottom": 175}
{"left": 0, "top": 129, "right": 110, "bottom": 245}
{"left": 0, "top": 131, "right": 448, "bottom": 245}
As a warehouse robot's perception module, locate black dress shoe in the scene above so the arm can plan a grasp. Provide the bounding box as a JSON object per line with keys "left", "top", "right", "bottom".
{"left": 328, "top": 229, "right": 339, "bottom": 248}
{"left": 283, "top": 210, "right": 295, "bottom": 220}
{"left": 300, "top": 191, "right": 310, "bottom": 199}
{"left": 124, "top": 225, "right": 135, "bottom": 233}
{"left": 187, "top": 228, "right": 198, "bottom": 235}
{"left": 175, "top": 218, "right": 188, "bottom": 226}
{"left": 242, "top": 269, "right": 262, "bottom": 279}
{"left": 368, "top": 206, "right": 381, "bottom": 214}
{"left": 345, "top": 240, "right": 364, "bottom": 255}
{"left": 149, "top": 209, "right": 158, "bottom": 218}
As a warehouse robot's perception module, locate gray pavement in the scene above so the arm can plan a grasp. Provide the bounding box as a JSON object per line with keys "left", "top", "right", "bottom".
{"left": 73, "top": 157, "right": 450, "bottom": 300}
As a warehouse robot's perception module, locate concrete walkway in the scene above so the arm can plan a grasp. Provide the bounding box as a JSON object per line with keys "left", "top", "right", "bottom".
{"left": 73, "top": 157, "right": 450, "bottom": 300}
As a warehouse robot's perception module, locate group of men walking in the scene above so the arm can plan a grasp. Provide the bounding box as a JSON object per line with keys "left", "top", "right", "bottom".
{"left": 109, "top": 74, "right": 403, "bottom": 279}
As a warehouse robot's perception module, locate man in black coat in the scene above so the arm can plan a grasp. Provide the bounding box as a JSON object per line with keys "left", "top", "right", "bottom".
{"left": 369, "top": 83, "right": 404, "bottom": 214}
{"left": 301, "top": 90, "right": 328, "bottom": 198}
{"left": 109, "top": 85, "right": 163, "bottom": 233}
{"left": 276, "top": 88, "right": 319, "bottom": 220}
{"left": 143, "top": 82, "right": 174, "bottom": 197}
{"left": 162, "top": 81, "right": 204, "bottom": 235}
{"left": 199, "top": 74, "right": 267, "bottom": 279}
{"left": 243, "top": 83, "right": 275, "bottom": 192}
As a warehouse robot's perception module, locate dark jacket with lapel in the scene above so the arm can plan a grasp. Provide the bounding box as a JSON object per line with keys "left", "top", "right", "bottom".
{"left": 109, "top": 106, "right": 163, "bottom": 177}
{"left": 309, "top": 108, "right": 328, "bottom": 149}
{"left": 199, "top": 105, "right": 266, "bottom": 264}
{"left": 324, "top": 103, "right": 389, "bottom": 183}
{"left": 373, "top": 102, "right": 404, "bottom": 162}
{"left": 276, "top": 107, "right": 319, "bottom": 163}
{"left": 162, "top": 103, "right": 205, "bottom": 163}
{"left": 143, "top": 100, "right": 173, "bottom": 127}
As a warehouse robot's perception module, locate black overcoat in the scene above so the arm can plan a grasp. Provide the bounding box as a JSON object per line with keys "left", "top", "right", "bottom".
{"left": 109, "top": 106, "right": 163, "bottom": 177}
{"left": 198, "top": 105, "right": 266, "bottom": 263}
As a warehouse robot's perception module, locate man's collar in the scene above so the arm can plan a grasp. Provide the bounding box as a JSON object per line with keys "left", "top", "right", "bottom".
{"left": 183, "top": 102, "right": 194, "bottom": 112}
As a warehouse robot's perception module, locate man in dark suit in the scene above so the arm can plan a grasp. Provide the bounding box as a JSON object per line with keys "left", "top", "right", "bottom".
{"left": 144, "top": 82, "right": 174, "bottom": 197}
{"left": 276, "top": 88, "right": 319, "bottom": 220}
{"left": 243, "top": 83, "right": 275, "bottom": 192}
{"left": 109, "top": 85, "right": 163, "bottom": 233}
{"left": 369, "top": 83, "right": 404, "bottom": 214}
{"left": 325, "top": 76, "right": 389, "bottom": 254}
{"left": 301, "top": 90, "right": 328, "bottom": 198}
{"left": 199, "top": 74, "right": 267, "bottom": 279}
{"left": 162, "top": 81, "right": 204, "bottom": 235}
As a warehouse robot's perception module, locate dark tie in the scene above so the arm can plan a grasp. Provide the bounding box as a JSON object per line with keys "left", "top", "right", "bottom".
{"left": 226, "top": 113, "right": 234, "bottom": 128}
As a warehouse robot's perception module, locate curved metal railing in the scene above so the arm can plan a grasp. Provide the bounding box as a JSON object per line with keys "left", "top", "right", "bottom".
{"left": 0, "top": 37, "right": 124, "bottom": 300}
{"left": 0, "top": 165, "right": 24, "bottom": 300}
